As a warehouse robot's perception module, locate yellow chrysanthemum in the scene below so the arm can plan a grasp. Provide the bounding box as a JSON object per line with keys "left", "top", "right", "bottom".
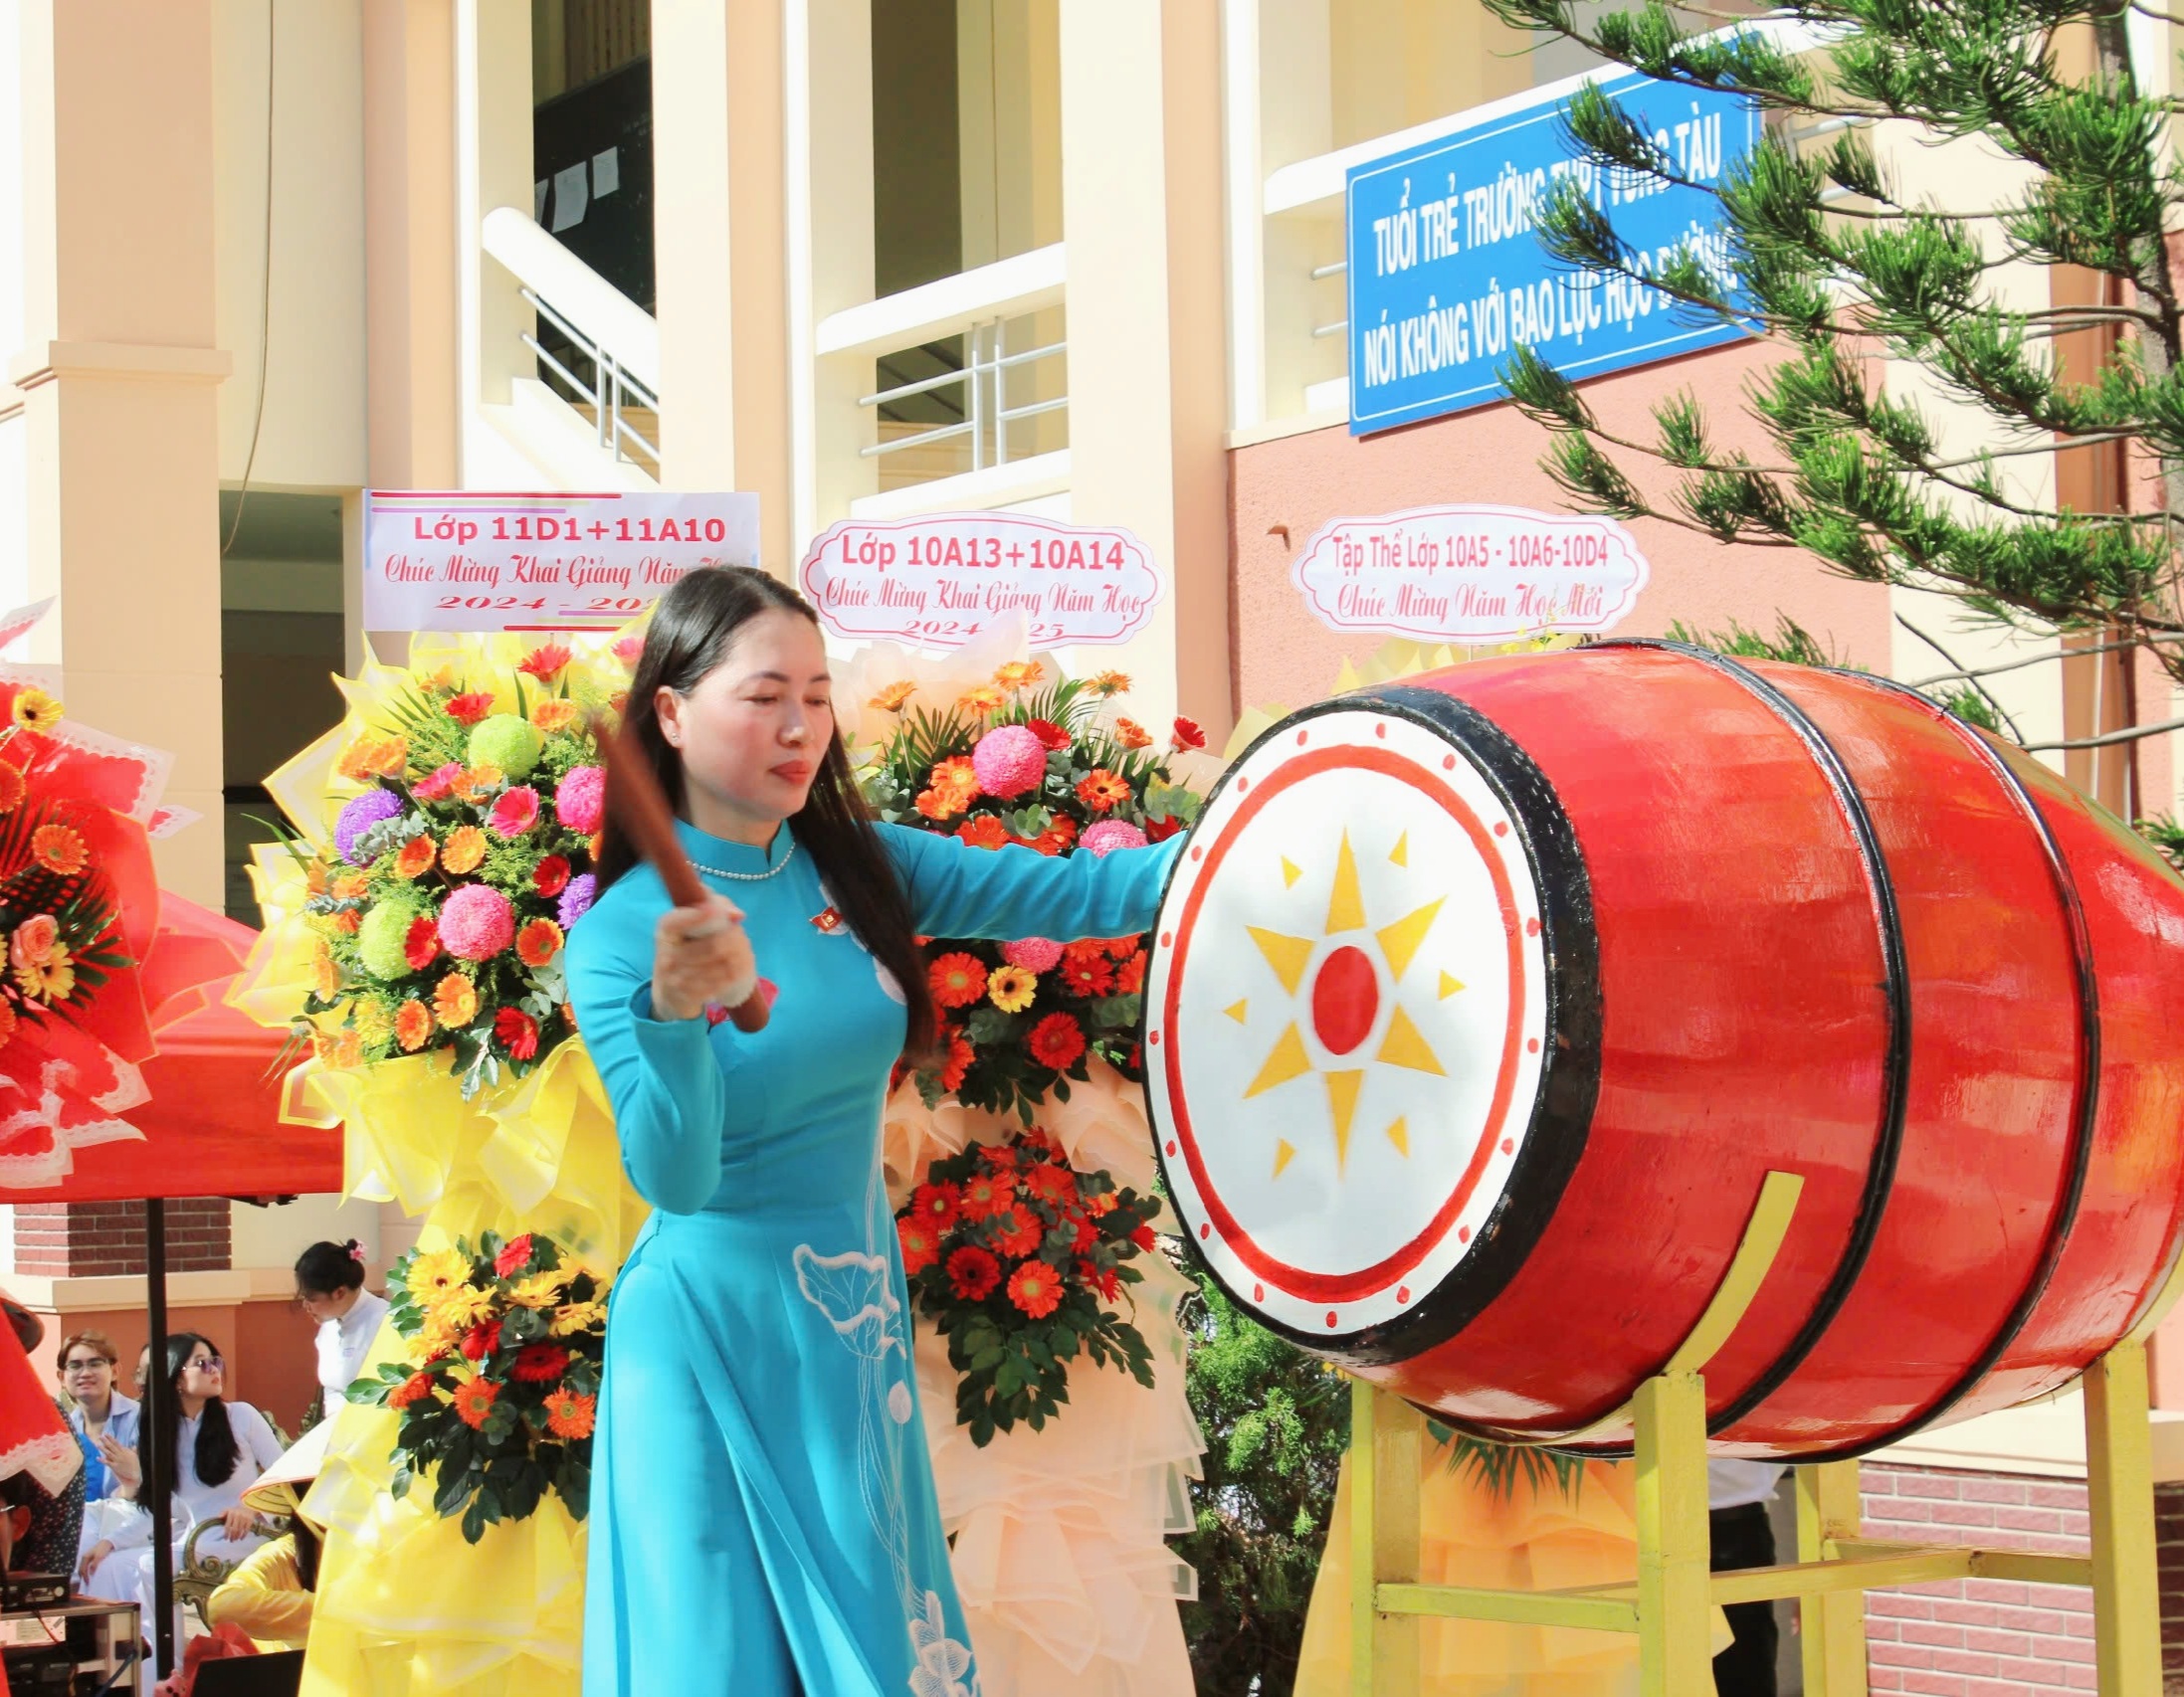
{"left": 9, "top": 688, "right": 62, "bottom": 733}
{"left": 404, "top": 1247, "right": 472, "bottom": 1302}
{"left": 506, "top": 1269, "right": 571, "bottom": 1309}
{"left": 986, "top": 964, "right": 1038, "bottom": 1014}
{"left": 413, "top": 1313, "right": 463, "bottom": 1363}
{"left": 352, "top": 1000, "right": 394, "bottom": 1047}
{"left": 551, "top": 1299, "right": 608, "bottom": 1338}
{"left": 993, "top": 660, "right": 1044, "bottom": 692}
{"left": 425, "top": 1284, "right": 496, "bottom": 1332}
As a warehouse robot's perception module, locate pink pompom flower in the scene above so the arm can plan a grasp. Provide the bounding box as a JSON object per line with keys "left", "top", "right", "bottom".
{"left": 1081, "top": 820, "right": 1148, "bottom": 858}
{"left": 971, "top": 725, "right": 1048, "bottom": 800}
{"left": 556, "top": 765, "right": 606, "bottom": 835}
{"left": 489, "top": 786, "right": 541, "bottom": 839}
{"left": 1002, "top": 937, "right": 1065, "bottom": 974}
{"left": 438, "top": 883, "right": 516, "bottom": 961}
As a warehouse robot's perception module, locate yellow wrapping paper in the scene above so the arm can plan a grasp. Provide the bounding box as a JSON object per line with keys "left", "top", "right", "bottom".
{"left": 1294, "top": 1446, "right": 1733, "bottom": 1697}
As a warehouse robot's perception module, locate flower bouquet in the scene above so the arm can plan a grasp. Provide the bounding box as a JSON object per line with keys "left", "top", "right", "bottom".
{"left": 275, "top": 638, "right": 628, "bottom": 1099}
{"left": 857, "top": 660, "right": 1205, "bottom": 1121}
{"left": 356, "top": 1230, "right": 607, "bottom": 1543}
{"left": 896, "top": 1126, "right": 1161, "bottom": 1446}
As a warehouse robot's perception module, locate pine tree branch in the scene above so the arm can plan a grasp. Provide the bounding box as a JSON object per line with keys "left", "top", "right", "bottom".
{"left": 2024, "top": 713, "right": 2184, "bottom": 750}
{"left": 1894, "top": 613, "right": 2030, "bottom": 740}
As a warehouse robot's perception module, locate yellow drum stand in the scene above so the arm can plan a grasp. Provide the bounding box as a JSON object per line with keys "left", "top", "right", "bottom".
{"left": 1345, "top": 1172, "right": 2181, "bottom": 1697}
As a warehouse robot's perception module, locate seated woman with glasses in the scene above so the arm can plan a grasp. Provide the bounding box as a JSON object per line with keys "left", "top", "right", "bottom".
{"left": 126, "top": 1333, "right": 286, "bottom": 1642}
{"left": 56, "top": 1330, "right": 141, "bottom": 1502}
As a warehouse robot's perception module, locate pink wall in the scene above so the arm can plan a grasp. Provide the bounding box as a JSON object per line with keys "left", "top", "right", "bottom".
{"left": 1228, "top": 341, "right": 1890, "bottom": 713}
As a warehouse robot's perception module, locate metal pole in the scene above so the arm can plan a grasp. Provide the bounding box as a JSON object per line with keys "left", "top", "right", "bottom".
{"left": 144, "top": 1199, "right": 175, "bottom": 1677}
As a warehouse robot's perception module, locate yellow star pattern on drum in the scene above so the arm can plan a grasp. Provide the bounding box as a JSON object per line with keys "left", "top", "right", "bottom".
{"left": 1242, "top": 830, "right": 1452, "bottom": 1177}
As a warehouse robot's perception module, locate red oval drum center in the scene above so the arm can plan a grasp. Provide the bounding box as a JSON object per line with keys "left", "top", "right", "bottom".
{"left": 1310, "top": 946, "right": 1378, "bottom": 1056}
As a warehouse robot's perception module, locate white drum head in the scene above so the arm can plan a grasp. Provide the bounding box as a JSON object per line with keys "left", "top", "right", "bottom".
{"left": 1145, "top": 705, "right": 1551, "bottom": 1341}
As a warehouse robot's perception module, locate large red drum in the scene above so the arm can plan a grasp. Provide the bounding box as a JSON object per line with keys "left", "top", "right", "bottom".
{"left": 1145, "top": 643, "right": 2184, "bottom": 1457}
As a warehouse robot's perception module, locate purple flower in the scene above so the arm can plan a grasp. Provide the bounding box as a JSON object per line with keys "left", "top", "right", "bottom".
{"left": 334, "top": 790, "right": 405, "bottom": 865}
{"left": 558, "top": 873, "right": 598, "bottom": 929}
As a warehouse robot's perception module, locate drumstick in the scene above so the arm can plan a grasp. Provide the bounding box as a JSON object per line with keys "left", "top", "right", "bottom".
{"left": 598, "top": 719, "right": 770, "bottom": 1034}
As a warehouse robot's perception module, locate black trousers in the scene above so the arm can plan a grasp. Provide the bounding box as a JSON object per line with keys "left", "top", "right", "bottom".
{"left": 1710, "top": 1501, "right": 1778, "bottom": 1697}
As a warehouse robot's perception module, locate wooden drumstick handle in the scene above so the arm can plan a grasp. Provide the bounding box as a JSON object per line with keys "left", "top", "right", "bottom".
{"left": 599, "top": 719, "right": 771, "bottom": 1034}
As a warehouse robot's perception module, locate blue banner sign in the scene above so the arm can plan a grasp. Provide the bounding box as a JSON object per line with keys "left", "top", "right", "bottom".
{"left": 1346, "top": 70, "right": 1761, "bottom": 436}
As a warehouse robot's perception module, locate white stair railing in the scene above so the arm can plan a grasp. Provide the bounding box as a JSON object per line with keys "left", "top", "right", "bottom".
{"left": 481, "top": 205, "right": 662, "bottom": 473}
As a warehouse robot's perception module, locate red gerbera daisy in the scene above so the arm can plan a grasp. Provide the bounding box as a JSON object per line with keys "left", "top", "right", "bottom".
{"left": 1058, "top": 954, "right": 1114, "bottom": 998}
{"left": 494, "top": 1233, "right": 536, "bottom": 1277}
{"left": 453, "top": 1379, "right": 498, "bottom": 1429}
{"left": 517, "top": 642, "right": 573, "bottom": 682}
{"left": 403, "top": 916, "right": 441, "bottom": 972}
{"left": 991, "top": 1207, "right": 1044, "bottom": 1259}
{"left": 980, "top": 1144, "right": 1019, "bottom": 1171}
{"left": 1081, "top": 1260, "right": 1122, "bottom": 1302}
{"left": 1025, "top": 718, "right": 1071, "bottom": 752}
{"left": 909, "top": 1182, "right": 962, "bottom": 1231}
{"left": 898, "top": 1217, "right": 940, "bottom": 1275}
{"left": 956, "top": 815, "right": 1010, "bottom": 851}
{"left": 511, "top": 1343, "right": 571, "bottom": 1383}
{"left": 1007, "top": 1259, "right": 1064, "bottom": 1319}
{"left": 495, "top": 1006, "right": 541, "bottom": 1061}
{"left": 461, "top": 1320, "right": 502, "bottom": 1361}
{"left": 1171, "top": 715, "right": 1208, "bottom": 751}
{"left": 1130, "top": 1225, "right": 1158, "bottom": 1252}
{"left": 1027, "top": 1013, "right": 1087, "bottom": 1070}
{"left": 1144, "top": 815, "right": 1185, "bottom": 843}
{"left": 445, "top": 691, "right": 495, "bottom": 726}
{"left": 946, "top": 1245, "right": 1002, "bottom": 1302}
{"left": 388, "top": 1370, "right": 439, "bottom": 1412}
{"left": 533, "top": 854, "right": 571, "bottom": 898}
{"left": 1025, "top": 1163, "right": 1077, "bottom": 1206}
{"left": 959, "top": 1173, "right": 1016, "bottom": 1223}
{"left": 939, "top": 1027, "right": 975, "bottom": 1093}
{"left": 544, "top": 1389, "right": 596, "bottom": 1440}
{"left": 928, "top": 952, "right": 989, "bottom": 1010}
{"left": 1115, "top": 951, "right": 1146, "bottom": 996}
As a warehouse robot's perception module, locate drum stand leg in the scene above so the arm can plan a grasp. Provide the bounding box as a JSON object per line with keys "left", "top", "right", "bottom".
{"left": 1632, "top": 1369, "right": 1714, "bottom": 1697}
{"left": 2085, "top": 1339, "right": 2160, "bottom": 1697}
{"left": 1349, "top": 1379, "right": 1422, "bottom": 1697}
{"left": 1796, "top": 1460, "right": 1869, "bottom": 1697}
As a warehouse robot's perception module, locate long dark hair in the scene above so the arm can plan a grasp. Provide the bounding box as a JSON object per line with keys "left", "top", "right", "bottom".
{"left": 294, "top": 1519, "right": 321, "bottom": 1591}
{"left": 165, "top": 1332, "right": 242, "bottom": 1489}
{"left": 598, "top": 568, "right": 936, "bottom": 1050}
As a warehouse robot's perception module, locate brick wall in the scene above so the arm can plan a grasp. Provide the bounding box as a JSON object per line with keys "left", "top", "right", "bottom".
{"left": 10, "top": 1199, "right": 231, "bottom": 1277}
{"left": 1863, "top": 1464, "right": 2094, "bottom": 1696}
{"left": 2159, "top": 1481, "right": 2184, "bottom": 1695}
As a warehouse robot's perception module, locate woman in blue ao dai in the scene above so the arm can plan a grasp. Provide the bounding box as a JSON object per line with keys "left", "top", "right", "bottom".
{"left": 569, "top": 568, "right": 1183, "bottom": 1696}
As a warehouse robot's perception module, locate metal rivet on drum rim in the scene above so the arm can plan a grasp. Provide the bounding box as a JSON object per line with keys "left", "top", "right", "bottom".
{"left": 1397, "top": 1285, "right": 1411, "bottom": 1304}
{"left": 1493, "top": 822, "right": 1508, "bottom": 837}
{"left": 1237, "top": 776, "right": 1249, "bottom": 792}
{"left": 1191, "top": 845, "right": 1203, "bottom": 860}
{"left": 1459, "top": 1226, "right": 1471, "bottom": 1242}
{"left": 1253, "top": 1283, "right": 1265, "bottom": 1302}
{"left": 1374, "top": 723, "right": 1387, "bottom": 739}
{"left": 1501, "top": 1138, "right": 1514, "bottom": 1154}
{"left": 1200, "top": 1224, "right": 1211, "bottom": 1239}
{"left": 1165, "top": 1140, "right": 1177, "bottom": 1156}
{"left": 1324, "top": 1311, "right": 1338, "bottom": 1328}
{"left": 1149, "top": 1031, "right": 1160, "bottom": 1046}
{"left": 1527, "top": 1037, "right": 1540, "bottom": 1053}
{"left": 1525, "top": 917, "right": 1541, "bottom": 936}
{"left": 1160, "top": 931, "right": 1172, "bottom": 947}
{"left": 1443, "top": 755, "right": 1457, "bottom": 770}
{"left": 1296, "top": 730, "right": 1308, "bottom": 745}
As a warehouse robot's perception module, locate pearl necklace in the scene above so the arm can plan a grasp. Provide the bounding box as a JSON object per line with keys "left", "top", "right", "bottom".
{"left": 690, "top": 837, "right": 799, "bottom": 882}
